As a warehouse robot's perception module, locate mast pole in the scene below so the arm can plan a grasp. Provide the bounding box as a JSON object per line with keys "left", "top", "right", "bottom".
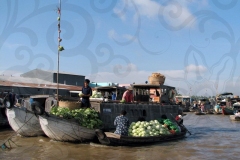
{"left": 57, "top": 0, "right": 62, "bottom": 106}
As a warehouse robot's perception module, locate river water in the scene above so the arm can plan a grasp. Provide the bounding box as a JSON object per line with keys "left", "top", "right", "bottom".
{"left": 0, "top": 113, "right": 240, "bottom": 160}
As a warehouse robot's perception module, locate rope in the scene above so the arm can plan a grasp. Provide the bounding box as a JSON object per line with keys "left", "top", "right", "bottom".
{"left": 1, "top": 110, "right": 35, "bottom": 150}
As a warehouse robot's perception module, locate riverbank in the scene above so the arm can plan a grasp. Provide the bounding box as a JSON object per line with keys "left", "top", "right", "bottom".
{"left": 0, "top": 113, "right": 239, "bottom": 159}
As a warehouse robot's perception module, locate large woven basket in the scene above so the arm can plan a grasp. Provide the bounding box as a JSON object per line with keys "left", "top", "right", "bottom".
{"left": 59, "top": 101, "right": 81, "bottom": 110}
{"left": 148, "top": 73, "right": 165, "bottom": 85}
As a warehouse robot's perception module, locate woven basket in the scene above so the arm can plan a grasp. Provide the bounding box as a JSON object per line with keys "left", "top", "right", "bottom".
{"left": 148, "top": 73, "right": 165, "bottom": 85}
{"left": 59, "top": 101, "right": 81, "bottom": 110}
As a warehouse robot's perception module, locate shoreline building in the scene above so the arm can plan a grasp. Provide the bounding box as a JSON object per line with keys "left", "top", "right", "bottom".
{"left": 0, "top": 69, "right": 84, "bottom": 97}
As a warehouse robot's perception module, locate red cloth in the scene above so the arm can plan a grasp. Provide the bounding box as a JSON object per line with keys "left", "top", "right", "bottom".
{"left": 122, "top": 91, "right": 133, "bottom": 102}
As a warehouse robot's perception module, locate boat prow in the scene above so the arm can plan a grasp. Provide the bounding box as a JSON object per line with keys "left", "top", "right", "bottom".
{"left": 6, "top": 107, "right": 44, "bottom": 137}
{"left": 39, "top": 115, "right": 97, "bottom": 142}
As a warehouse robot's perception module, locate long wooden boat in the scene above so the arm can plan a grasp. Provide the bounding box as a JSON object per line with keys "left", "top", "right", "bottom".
{"left": 6, "top": 107, "right": 44, "bottom": 136}
{"left": 230, "top": 115, "right": 240, "bottom": 121}
{"left": 195, "top": 112, "right": 205, "bottom": 115}
{"left": 96, "top": 127, "right": 187, "bottom": 146}
{"left": 222, "top": 107, "right": 234, "bottom": 115}
{"left": 39, "top": 115, "right": 96, "bottom": 142}
{"left": 206, "top": 110, "right": 213, "bottom": 114}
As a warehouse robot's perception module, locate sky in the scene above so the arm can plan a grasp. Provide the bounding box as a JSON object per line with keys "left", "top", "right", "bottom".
{"left": 0, "top": 0, "right": 240, "bottom": 96}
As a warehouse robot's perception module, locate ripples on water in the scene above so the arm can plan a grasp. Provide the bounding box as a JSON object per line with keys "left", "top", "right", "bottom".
{"left": 0, "top": 113, "right": 240, "bottom": 160}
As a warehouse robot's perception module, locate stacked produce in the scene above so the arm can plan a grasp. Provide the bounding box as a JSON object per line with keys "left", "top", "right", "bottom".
{"left": 50, "top": 107, "right": 103, "bottom": 129}
{"left": 128, "top": 119, "right": 180, "bottom": 137}
{"left": 90, "top": 91, "right": 102, "bottom": 98}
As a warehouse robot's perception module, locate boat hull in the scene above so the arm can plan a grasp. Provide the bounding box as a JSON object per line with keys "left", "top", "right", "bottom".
{"left": 39, "top": 115, "right": 96, "bottom": 142}
{"left": 222, "top": 107, "right": 234, "bottom": 115}
{"left": 6, "top": 107, "right": 44, "bottom": 136}
{"left": 97, "top": 130, "right": 187, "bottom": 146}
{"left": 195, "top": 112, "right": 205, "bottom": 115}
{"left": 230, "top": 115, "right": 240, "bottom": 121}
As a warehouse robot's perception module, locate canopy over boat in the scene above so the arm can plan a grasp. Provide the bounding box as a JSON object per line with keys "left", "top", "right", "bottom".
{"left": 218, "top": 92, "right": 233, "bottom": 96}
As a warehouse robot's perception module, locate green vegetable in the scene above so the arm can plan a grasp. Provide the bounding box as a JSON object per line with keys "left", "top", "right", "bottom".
{"left": 50, "top": 107, "right": 103, "bottom": 129}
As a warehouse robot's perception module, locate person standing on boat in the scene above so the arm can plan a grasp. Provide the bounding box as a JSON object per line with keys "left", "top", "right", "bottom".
{"left": 215, "top": 103, "right": 221, "bottom": 113}
{"left": 114, "top": 110, "right": 130, "bottom": 136}
{"left": 122, "top": 87, "right": 133, "bottom": 102}
{"left": 80, "top": 79, "right": 92, "bottom": 108}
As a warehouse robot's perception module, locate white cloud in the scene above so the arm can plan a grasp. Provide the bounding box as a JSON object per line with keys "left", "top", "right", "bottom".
{"left": 87, "top": 63, "right": 185, "bottom": 84}
{"left": 122, "top": 34, "right": 136, "bottom": 41}
{"left": 4, "top": 42, "right": 21, "bottom": 49}
{"left": 108, "top": 29, "right": 136, "bottom": 41}
{"left": 131, "top": 0, "right": 162, "bottom": 19}
{"left": 108, "top": 29, "right": 117, "bottom": 39}
{"left": 113, "top": 8, "right": 126, "bottom": 21}
{"left": 114, "top": 0, "right": 197, "bottom": 28}
{"left": 185, "top": 64, "right": 207, "bottom": 73}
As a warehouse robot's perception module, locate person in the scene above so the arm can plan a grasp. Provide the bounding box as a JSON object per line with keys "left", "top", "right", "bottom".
{"left": 80, "top": 79, "right": 92, "bottom": 108}
{"left": 122, "top": 87, "right": 133, "bottom": 102}
{"left": 235, "top": 110, "right": 240, "bottom": 117}
{"left": 175, "top": 115, "right": 183, "bottom": 124}
{"left": 185, "top": 100, "right": 190, "bottom": 109}
{"left": 193, "top": 101, "right": 198, "bottom": 109}
{"left": 215, "top": 103, "right": 221, "bottom": 113}
{"left": 200, "top": 103, "right": 205, "bottom": 112}
{"left": 114, "top": 110, "right": 130, "bottom": 136}
{"left": 155, "top": 89, "right": 160, "bottom": 97}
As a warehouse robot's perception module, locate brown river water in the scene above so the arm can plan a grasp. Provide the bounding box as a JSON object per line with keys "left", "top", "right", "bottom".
{"left": 0, "top": 113, "right": 240, "bottom": 160}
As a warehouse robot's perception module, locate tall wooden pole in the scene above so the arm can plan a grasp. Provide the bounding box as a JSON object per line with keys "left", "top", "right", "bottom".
{"left": 57, "top": 0, "right": 62, "bottom": 106}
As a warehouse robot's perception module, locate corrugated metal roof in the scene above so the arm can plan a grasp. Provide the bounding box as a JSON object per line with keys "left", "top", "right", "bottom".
{"left": 23, "top": 69, "right": 84, "bottom": 77}
{"left": 0, "top": 76, "right": 82, "bottom": 91}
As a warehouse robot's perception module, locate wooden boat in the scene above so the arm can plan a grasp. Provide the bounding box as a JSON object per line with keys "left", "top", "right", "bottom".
{"left": 195, "top": 112, "right": 205, "bottom": 115}
{"left": 222, "top": 107, "right": 234, "bottom": 115}
{"left": 39, "top": 115, "right": 96, "bottom": 142}
{"left": 206, "top": 110, "right": 213, "bottom": 114}
{"left": 213, "top": 111, "right": 222, "bottom": 115}
{"left": 230, "top": 115, "right": 240, "bottom": 121}
{"left": 6, "top": 107, "right": 44, "bottom": 136}
{"left": 95, "top": 127, "right": 187, "bottom": 146}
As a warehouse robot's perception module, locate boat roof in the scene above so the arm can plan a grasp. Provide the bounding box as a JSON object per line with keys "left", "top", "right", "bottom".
{"left": 132, "top": 84, "right": 175, "bottom": 89}
{"left": 175, "top": 96, "right": 190, "bottom": 98}
{"left": 95, "top": 86, "right": 126, "bottom": 90}
{"left": 218, "top": 92, "right": 233, "bottom": 96}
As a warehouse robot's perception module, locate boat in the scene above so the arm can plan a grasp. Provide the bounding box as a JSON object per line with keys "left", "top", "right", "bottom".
{"left": 6, "top": 106, "right": 44, "bottom": 136}
{"left": 195, "top": 112, "right": 205, "bottom": 115}
{"left": 95, "top": 126, "right": 187, "bottom": 146}
{"left": 39, "top": 114, "right": 96, "bottom": 142}
{"left": 206, "top": 110, "right": 213, "bottom": 114}
{"left": 222, "top": 107, "right": 234, "bottom": 115}
{"left": 229, "top": 115, "right": 240, "bottom": 121}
